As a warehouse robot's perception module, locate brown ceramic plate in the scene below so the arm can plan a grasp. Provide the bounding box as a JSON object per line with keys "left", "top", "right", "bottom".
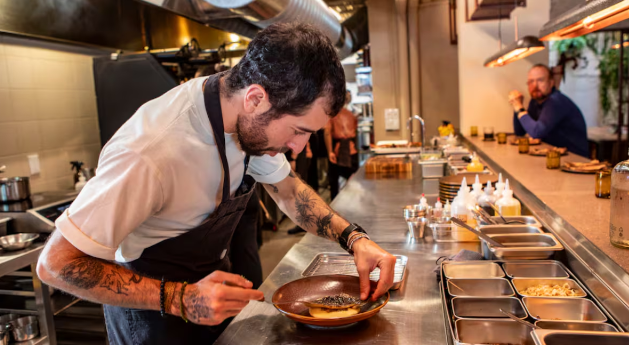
{"left": 272, "top": 275, "right": 389, "bottom": 327}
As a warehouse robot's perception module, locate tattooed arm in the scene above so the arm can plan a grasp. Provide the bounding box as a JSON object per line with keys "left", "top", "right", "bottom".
{"left": 37, "top": 231, "right": 263, "bottom": 325}
{"left": 262, "top": 171, "right": 396, "bottom": 300}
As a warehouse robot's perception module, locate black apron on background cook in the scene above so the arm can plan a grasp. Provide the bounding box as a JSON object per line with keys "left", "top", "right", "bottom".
{"left": 103, "top": 73, "right": 256, "bottom": 345}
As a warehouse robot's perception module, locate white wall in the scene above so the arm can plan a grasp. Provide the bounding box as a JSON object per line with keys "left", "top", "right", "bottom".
{"left": 457, "top": 0, "right": 550, "bottom": 135}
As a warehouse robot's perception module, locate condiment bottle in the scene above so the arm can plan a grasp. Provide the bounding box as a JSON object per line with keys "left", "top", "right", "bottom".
{"left": 466, "top": 154, "right": 484, "bottom": 172}
{"left": 443, "top": 200, "right": 451, "bottom": 218}
{"left": 451, "top": 179, "right": 478, "bottom": 241}
{"left": 470, "top": 175, "right": 484, "bottom": 201}
{"left": 495, "top": 179, "right": 521, "bottom": 216}
{"left": 478, "top": 181, "right": 496, "bottom": 216}
{"left": 494, "top": 173, "right": 505, "bottom": 199}
{"left": 419, "top": 193, "right": 428, "bottom": 209}
{"left": 75, "top": 171, "right": 87, "bottom": 191}
{"left": 433, "top": 198, "right": 444, "bottom": 218}
{"left": 610, "top": 151, "right": 629, "bottom": 249}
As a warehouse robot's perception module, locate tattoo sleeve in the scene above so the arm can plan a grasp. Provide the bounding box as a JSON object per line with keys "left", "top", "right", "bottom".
{"left": 291, "top": 181, "right": 347, "bottom": 241}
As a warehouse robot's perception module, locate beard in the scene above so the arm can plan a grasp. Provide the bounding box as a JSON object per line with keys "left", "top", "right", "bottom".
{"left": 530, "top": 88, "right": 549, "bottom": 102}
{"left": 235, "top": 109, "right": 288, "bottom": 156}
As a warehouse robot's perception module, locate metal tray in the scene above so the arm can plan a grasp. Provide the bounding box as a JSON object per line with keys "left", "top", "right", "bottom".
{"left": 301, "top": 253, "right": 407, "bottom": 290}
{"left": 512, "top": 278, "right": 587, "bottom": 298}
{"left": 503, "top": 262, "right": 569, "bottom": 278}
{"left": 531, "top": 329, "right": 629, "bottom": 345}
{"left": 480, "top": 216, "right": 542, "bottom": 228}
{"left": 523, "top": 297, "right": 607, "bottom": 322}
{"left": 448, "top": 278, "right": 515, "bottom": 297}
{"left": 455, "top": 319, "right": 536, "bottom": 345}
{"left": 483, "top": 234, "right": 564, "bottom": 260}
{"left": 452, "top": 297, "right": 527, "bottom": 319}
{"left": 480, "top": 225, "right": 544, "bottom": 235}
{"left": 534, "top": 320, "right": 618, "bottom": 332}
{"left": 443, "top": 262, "right": 504, "bottom": 279}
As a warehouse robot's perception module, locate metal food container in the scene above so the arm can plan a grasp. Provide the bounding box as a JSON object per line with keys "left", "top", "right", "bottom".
{"left": 447, "top": 278, "right": 515, "bottom": 297}
{"left": 480, "top": 216, "right": 542, "bottom": 228}
{"left": 523, "top": 297, "right": 607, "bottom": 322}
{"left": 513, "top": 278, "right": 587, "bottom": 298}
{"left": 480, "top": 225, "right": 544, "bottom": 235}
{"left": 0, "top": 218, "right": 10, "bottom": 237}
{"left": 455, "top": 319, "right": 536, "bottom": 345}
{"left": 452, "top": 297, "right": 527, "bottom": 319}
{"left": 504, "top": 262, "right": 569, "bottom": 278}
{"left": 8, "top": 316, "right": 39, "bottom": 341}
{"left": 534, "top": 320, "right": 618, "bottom": 332}
{"left": 482, "top": 234, "right": 564, "bottom": 260}
{"left": 443, "top": 262, "right": 504, "bottom": 279}
{"left": 418, "top": 159, "right": 446, "bottom": 178}
{"left": 0, "top": 177, "right": 30, "bottom": 202}
{"left": 531, "top": 329, "right": 629, "bottom": 345}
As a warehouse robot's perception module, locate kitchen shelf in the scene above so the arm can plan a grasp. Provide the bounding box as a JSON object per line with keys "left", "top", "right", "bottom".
{"left": 51, "top": 294, "right": 80, "bottom": 316}
{"left": 0, "top": 289, "right": 35, "bottom": 297}
{"left": 0, "top": 307, "right": 38, "bottom": 315}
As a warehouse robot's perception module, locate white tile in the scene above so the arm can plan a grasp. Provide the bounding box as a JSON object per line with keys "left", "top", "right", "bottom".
{"left": 83, "top": 143, "right": 102, "bottom": 168}
{"left": 39, "top": 120, "right": 65, "bottom": 149}
{"left": 65, "top": 119, "right": 82, "bottom": 147}
{"left": 51, "top": 175, "right": 74, "bottom": 191}
{"left": 0, "top": 89, "right": 11, "bottom": 122}
{"left": 0, "top": 155, "right": 29, "bottom": 178}
{"left": 73, "top": 61, "right": 94, "bottom": 91}
{"left": 0, "top": 55, "right": 8, "bottom": 88}
{"left": 40, "top": 149, "right": 70, "bottom": 180}
{"left": 10, "top": 90, "right": 38, "bottom": 121}
{"left": 3, "top": 43, "right": 35, "bottom": 58}
{"left": 77, "top": 91, "right": 98, "bottom": 118}
{"left": 16, "top": 121, "right": 42, "bottom": 153}
{"left": 6, "top": 56, "right": 34, "bottom": 89}
{"left": 0, "top": 123, "right": 19, "bottom": 156}
{"left": 35, "top": 90, "right": 78, "bottom": 119}
{"left": 32, "top": 59, "right": 70, "bottom": 90}
{"left": 79, "top": 117, "right": 100, "bottom": 145}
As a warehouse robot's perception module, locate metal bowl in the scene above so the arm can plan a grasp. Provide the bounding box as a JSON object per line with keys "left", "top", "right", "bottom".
{"left": 272, "top": 275, "right": 389, "bottom": 327}
{"left": 0, "top": 234, "right": 39, "bottom": 251}
{"left": 8, "top": 316, "right": 38, "bottom": 341}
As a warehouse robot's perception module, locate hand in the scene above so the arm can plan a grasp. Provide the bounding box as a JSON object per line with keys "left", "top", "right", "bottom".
{"left": 508, "top": 90, "right": 524, "bottom": 111}
{"left": 177, "top": 271, "right": 264, "bottom": 326}
{"left": 352, "top": 239, "right": 396, "bottom": 301}
{"left": 329, "top": 152, "right": 337, "bottom": 164}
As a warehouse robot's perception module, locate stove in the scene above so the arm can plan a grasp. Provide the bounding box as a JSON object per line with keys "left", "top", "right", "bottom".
{"left": 0, "top": 191, "right": 78, "bottom": 233}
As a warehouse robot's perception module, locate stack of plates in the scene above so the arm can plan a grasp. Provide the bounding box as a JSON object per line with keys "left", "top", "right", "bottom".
{"left": 439, "top": 173, "right": 498, "bottom": 202}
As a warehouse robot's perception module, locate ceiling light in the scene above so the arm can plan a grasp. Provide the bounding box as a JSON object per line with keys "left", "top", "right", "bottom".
{"left": 540, "top": 0, "right": 629, "bottom": 41}
{"left": 612, "top": 41, "right": 629, "bottom": 49}
{"left": 484, "top": 36, "right": 546, "bottom": 67}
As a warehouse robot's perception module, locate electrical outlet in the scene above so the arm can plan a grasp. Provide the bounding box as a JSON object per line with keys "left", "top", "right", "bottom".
{"left": 384, "top": 108, "right": 400, "bottom": 131}
{"left": 27, "top": 154, "right": 40, "bottom": 176}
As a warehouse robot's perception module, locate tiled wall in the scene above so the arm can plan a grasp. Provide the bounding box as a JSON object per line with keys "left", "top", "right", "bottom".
{"left": 0, "top": 34, "right": 104, "bottom": 193}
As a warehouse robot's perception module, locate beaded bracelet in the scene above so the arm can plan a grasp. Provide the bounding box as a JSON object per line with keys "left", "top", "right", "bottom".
{"left": 159, "top": 277, "right": 166, "bottom": 318}
{"left": 180, "top": 281, "right": 189, "bottom": 323}
{"left": 348, "top": 233, "right": 370, "bottom": 254}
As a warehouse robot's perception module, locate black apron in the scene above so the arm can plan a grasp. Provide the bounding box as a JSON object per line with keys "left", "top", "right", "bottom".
{"left": 103, "top": 74, "right": 256, "bottom": 345}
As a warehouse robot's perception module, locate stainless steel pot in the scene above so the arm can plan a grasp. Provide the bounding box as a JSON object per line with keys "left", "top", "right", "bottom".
{"left": 0, "top": 177, "right": 30, "bottom": 202}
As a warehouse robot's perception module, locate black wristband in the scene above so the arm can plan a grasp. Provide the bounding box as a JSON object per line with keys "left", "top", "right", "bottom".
{"left": 338, "top": 223, "right": 367, "bottom": 252}
{"left": 160, "top": 276, "right": 166, "bottom": 318}
{"left": 518, "top": 108, "right": 526, "bottom": 113}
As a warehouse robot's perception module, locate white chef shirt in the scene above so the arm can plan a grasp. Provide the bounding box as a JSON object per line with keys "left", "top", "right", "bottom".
{"left": 55, "top": 77, "right": 290, "bottom": 262}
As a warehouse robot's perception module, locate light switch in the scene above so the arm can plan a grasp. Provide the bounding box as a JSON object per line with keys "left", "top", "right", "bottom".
{"left": 27, "top": 154, "right": 40, "bottom": 176}
{"left": 384, "top": 108, "right": 400, "bottom": 131}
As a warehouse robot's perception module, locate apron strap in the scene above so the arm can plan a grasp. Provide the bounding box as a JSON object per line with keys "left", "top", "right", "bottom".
{"left": 203, "top": 74, "right": 231, "bottom": 203}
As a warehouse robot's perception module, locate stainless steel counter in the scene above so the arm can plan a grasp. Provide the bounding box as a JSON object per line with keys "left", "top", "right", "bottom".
{"left": 217, "top": 166, "right": 478, "bottom": 345}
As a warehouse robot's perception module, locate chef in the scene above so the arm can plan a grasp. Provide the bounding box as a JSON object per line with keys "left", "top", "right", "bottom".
{"left": 36, "top": 23, "right": 396, "bottom": 344}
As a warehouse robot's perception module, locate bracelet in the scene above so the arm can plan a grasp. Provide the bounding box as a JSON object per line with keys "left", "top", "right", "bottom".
{"left": 347, "top": 231, "right": 363, "bottom": 246}
{"left": 164, "top": 282, "right": 176, "bottom": 316}
{"left": 160, "top": 277, "right": 166, "bottom": 318}
{"left": 180, "top": 281, "right": 189, "bottom": 323}
{"left": 348, "top": 233, "right": 370, "bottom": 254}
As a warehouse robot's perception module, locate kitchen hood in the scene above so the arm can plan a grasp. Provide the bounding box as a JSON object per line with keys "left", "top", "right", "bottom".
{"left": 484, "top": 35, "right": 545, "bottom": 67}
{"left": 540, "top": 0, "right": 629, "bottom": 41}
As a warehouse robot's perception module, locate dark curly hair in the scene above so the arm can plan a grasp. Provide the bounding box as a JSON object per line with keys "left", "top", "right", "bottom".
{"left": 224, "top": 23, "right": 346, "bottom": 118}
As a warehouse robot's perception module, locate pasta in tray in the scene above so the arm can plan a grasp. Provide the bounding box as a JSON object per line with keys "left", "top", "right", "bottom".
{"left": 519, "top": 283, "right": 583, "bottom": 297}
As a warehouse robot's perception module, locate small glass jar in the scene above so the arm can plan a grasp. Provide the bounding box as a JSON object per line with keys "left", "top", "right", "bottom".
{"left": 546, "top": 150, "right": 561, "bottom": 169}
{"left": 595, "top": 169, "right": 611, "bottom": 199}
{"left": 483, "top": 127, "right": 495, "bottom": 141}
{"left": 497, "top": 132, "right": 507, "bottom": 144}
{"left": 470, "top": 126, "right": 478, "bottom": 137}
{"left": 518, "top": 137, "right": 529, "bottom": 154}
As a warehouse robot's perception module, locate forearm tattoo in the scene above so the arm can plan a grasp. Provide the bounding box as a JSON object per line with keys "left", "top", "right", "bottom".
{"left": 60, "top": 257, "right": 144, "bottom": 295}
{"left": 294, "top": 187, "right": 340, "bottom": 240}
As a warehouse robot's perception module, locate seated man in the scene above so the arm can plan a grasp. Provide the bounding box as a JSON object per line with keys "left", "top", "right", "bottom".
{"left": 508, "top": 64, "right": 589, "bottom": 157}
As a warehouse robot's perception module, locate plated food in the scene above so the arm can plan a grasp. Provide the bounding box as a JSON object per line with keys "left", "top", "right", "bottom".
{"left": 529, "top": 147, "right": 567, "bottom": 156}
{"left": 306, "top": 293, "right": 363, "bottom": 319}
{"left": 561, "top": 160, "right": 610, "bottom": 174}
{"left": 509, "top": 137, "right": 541, "bottom": 145}
{"left": 518, "top": 283, "right": 583, "bottom": 297}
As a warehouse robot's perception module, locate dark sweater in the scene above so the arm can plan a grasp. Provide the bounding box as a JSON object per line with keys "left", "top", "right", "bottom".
{"left": 513, "top": 88, "right": 589, "bottom": 157}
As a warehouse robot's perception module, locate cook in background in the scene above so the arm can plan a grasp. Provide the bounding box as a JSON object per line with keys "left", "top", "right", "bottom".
{"left": 508, "top": 64, "right": 588, "bottom": 157}
{"left": 325, "top": 91, "right": 359, "bottom": 200}
{"left": 36, "top": 23, "right": 396, "bottom": 344}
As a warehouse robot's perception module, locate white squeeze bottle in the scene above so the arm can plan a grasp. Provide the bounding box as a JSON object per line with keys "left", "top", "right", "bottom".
{"left": 496, "top": 179, "right": 521, "bottom": 216}
{"left": 433, "top": 198, "right": 443, "bottom": 218}
{"left": 451, "top": 179, "right": 478, "bottom": 241}
{"left": 419, "top": 193, "right": 429, "bottom": 209}
{"left": 470, "top": 174, "right": 484, "bottom": 202}
{"left": 494, "top": 173, "right": 505, "bottom": 199}
{"left": 75, "top": 171, "right": 87, "bottom": 191}
{"left": 443, "top": 200, "right": 451, "bottom": 218}
{"left": 478, "top": 181, "right": 497, "bottom": 216}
